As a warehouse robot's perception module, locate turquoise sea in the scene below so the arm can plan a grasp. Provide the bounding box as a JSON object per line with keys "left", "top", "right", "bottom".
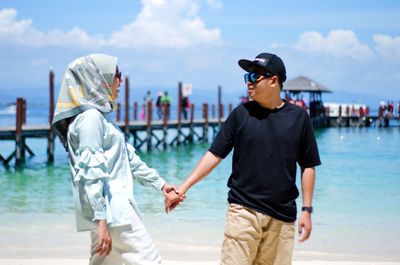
{"left": 0, "top": 126, "right": 400, "bottom": 261}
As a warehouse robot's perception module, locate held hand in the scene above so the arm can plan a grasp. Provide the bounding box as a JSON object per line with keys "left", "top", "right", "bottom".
{"left": 298, "top": 212, "right": 312, "bottom": 242}
{"left": 95, "top": 220, "right": 112, "bottom": 256}
{"left": 164, "top": 189, "right": 186, "bottom": 213}
{"left": 162, "top": 183, "right": 179, "bottom": 195}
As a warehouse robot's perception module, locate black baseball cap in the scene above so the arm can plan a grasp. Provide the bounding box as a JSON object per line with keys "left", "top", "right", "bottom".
{"left": 238, "top": 53, "right": 287, "bottom": 83}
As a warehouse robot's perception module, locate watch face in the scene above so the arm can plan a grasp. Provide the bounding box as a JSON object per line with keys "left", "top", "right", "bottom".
{"left": 302, "top": 207, "right": 313, "bottom": 213}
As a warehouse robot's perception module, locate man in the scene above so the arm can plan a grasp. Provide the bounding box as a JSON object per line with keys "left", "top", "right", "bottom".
{"left": 166, "top": 53, "right": 321, "bottom": 264}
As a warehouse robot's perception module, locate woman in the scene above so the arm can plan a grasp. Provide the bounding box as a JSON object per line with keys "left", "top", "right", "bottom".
{"left": 53, "top": 54, "right": 177, "bottom": 265}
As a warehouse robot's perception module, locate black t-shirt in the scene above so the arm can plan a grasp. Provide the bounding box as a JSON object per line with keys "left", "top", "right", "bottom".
{"left": 209, "top": 100, "right": 321, "bottom": 222}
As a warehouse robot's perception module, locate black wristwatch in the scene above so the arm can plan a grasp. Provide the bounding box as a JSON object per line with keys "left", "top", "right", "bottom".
{"left": 301, "top": 206, "right": 313, "bottom": 213}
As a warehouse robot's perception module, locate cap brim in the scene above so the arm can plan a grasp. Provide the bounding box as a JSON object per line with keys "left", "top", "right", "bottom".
{"left": 238, "top": 59, "right": 267, "bottom": 73}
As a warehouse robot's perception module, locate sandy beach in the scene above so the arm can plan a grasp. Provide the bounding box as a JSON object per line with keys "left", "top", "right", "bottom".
{"left": 1, "top": 212, "right": 399, "bottom": 265}
{"left": 0, "top": 258, "right": 399, "bottom": 265}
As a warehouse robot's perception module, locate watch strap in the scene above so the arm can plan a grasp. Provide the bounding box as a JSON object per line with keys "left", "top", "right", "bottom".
{"left": 301, "top": 206, "right": 313, "bottom": 213}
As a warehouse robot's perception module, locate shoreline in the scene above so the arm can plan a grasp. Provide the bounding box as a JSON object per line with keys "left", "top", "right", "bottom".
{"left": 1, "top": 213, "right": 399, "bottom": 263}
{"left": 0, "top": 258, "right": 399, "bottom": 265}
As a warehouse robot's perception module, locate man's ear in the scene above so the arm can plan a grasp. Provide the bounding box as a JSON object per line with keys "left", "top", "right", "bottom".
{"left": 271, "top": 75, "right": 279, "bottom": 87}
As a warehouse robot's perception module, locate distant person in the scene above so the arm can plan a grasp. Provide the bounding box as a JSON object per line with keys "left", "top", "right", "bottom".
{"left": 166, "top": 52, "right": 321, "bottom": 265}
{"left": 156, "top": 92, "right": 164, "bottom": 119}
{"left": 52, "top": 54, "right": 178, "bottom": 265}
{"left": 161, "top": 91, "right": 171, "bottom": 119}
{"left": 140, "top": 96, "right": 146, "bottom": 121}
{"left": 359, "top": 106, "right": 364, "bottom": 117}
{"left": 378, "top": 103, "right": 384, "bottom": 127}
{"left": 181, "top": 96, "right": 190, "bottom": 120}
{"left": 296, "top": 97, "right": 306, "bottom": 109}
{"left": 145, "top": 90, "right": 152, "bottom": 104}
{"left": 351, "top": 102, "right": 356, "bottom": 117}
{"left": 388, "top": 101, "right": 394, "bottom": 116}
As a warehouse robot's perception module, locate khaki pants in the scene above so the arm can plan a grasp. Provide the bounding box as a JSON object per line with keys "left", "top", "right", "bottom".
{"left": 221, "top": 203, "right": 295, "bottom": 265}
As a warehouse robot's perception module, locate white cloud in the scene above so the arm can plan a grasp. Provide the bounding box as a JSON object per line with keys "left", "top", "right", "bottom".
{"left": 373, "top": 34, "right": 400, "bottom": 60}
{"left": 295, "top": 30, "right": 374, "bottom": 60}
{"left": 0, "top": 1, "right": 222, "bottom": 49}
{"left": 108, "top": 0, "right": 221, "bottom": 48}
{"left": 0, "top": 8, "right": 105, "bottom": 48}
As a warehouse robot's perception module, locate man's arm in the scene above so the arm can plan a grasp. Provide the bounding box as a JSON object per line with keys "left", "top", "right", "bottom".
{"left": 165, "top": 151, "right": 222, "bottom": 212}
{"left": 298, "top": 166, "right": 316, "bottom": 242}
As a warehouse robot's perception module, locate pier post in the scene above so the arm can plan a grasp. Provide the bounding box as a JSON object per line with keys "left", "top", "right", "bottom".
{"left": 116, "top": 103, "right": 121, "bottom": 122}
{"left": 189, "top": 104, "right": 194, "bottom": 143}
{"left": 162, "top": 105, "right": 168, "bottom": 150}
{"left": 212, "top": 104, "right": 215, "bottom": 119}
{"left": 124, "top": 76, "right": 130, "bottom": 138}
{"left": 365, "top": 106, "right": 371, "bottom": 127}
{"left": 337, "top": 105, "right": 342, "bottom": 127}
{"left": 15, "top": 97, "right": 24, "bottom": 169}
{"left": 22, "top": 98, "right": 27, "bottom": 125}
{"left": 146, "top": 101, "right": 153, "bottom": 151}
{"left": 324, "top": 106, "right": 330, "bottom": 127}
{"left": 20, "top": 98, "right": 27, "bottom": 161}
{"left": 345, "top": 106, "right": 350, "bottom": 127}
{"left": 218, "top": 85, "right": 222, "bottom": 128}
{"left": 202, "top": 103, "right": 209, "bottom": 142}
{"left": 177, "top": 81, "right": 182, "bottom": 146}
{"left": 133, "top": 102, "right": 138, "bottom": 121}
{"left": 47, "top": 69, "right": 55, "bottom": 164}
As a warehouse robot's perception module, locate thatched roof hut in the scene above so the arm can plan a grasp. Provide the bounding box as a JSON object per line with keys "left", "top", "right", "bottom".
{"left": 283, "top": 75, "right": 331, "bottom": 104}
{"left": 283, "top": 76, "right": 331, "bottom": 120}
{"left": 283, "top": 76, "right": 331, "bottom": 93}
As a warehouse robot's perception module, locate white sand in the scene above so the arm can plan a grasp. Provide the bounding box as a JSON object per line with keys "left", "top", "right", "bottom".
{"left": 0, "top": 258, "right": 399, "bottom": 265}
{"left": 1, "top": 213, "right": 399, "bottom": 264}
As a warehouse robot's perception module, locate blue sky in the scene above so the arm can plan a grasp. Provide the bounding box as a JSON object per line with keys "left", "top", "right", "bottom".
{"left": 0, "top": 0, "right": 399, "bottom": 106}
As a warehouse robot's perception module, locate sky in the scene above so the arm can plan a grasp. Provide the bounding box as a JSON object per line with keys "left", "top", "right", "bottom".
{"left": 0, "top": 0, "right": 399, "bottom": 106}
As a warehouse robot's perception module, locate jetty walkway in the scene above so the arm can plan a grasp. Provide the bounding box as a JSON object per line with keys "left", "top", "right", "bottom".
{"left": 0, "top": 71, "right": 230, "bottom": 169}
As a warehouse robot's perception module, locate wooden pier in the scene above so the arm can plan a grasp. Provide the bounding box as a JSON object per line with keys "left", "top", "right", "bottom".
{"left": 0, "top": 71, "right": 229, "bottom": 169}
{"left": 321, "top": 105, "right": 400, "bottom": 128}
{"left": 1, "top": 71, "right": 398, "bottom": 169}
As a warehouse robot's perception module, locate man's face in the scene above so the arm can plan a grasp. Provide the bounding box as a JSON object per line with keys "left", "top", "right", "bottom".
{"left": 245, "top": 72, "right": 278, "bottom": 101}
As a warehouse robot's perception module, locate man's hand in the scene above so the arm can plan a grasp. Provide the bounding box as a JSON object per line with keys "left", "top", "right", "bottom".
{"left": 298, "top": 211, "right": 312, "bottom": 242}
{"left": 95, "top": 220, "right": 112, "bottom": 256}
{"left": 164, "top": 189, "right": 185, "bottom": 213}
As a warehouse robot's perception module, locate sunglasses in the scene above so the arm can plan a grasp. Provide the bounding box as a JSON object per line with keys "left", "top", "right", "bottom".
{"left": 244, "top": 72, "right": 274, "bottom": 84}
{"left": 115, "top": 66, "right": 122, "bottom": 80}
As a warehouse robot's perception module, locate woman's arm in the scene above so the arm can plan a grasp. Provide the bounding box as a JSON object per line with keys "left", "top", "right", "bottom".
{"left": 126, "top": 143, "right": 166, "bottom": 191}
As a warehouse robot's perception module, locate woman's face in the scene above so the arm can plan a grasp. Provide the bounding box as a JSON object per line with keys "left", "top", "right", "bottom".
{"left": 112, "top": 72, "right": 122, "bottom": 99}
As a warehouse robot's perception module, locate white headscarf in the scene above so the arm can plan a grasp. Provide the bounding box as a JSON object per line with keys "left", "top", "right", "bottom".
{"left": 52, "top": 54, "right": 118, "bottom": 150}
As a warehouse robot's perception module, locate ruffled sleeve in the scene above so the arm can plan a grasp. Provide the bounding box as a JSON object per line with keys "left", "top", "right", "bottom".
{"left": 126, "top": 143, "right": 166, "bottom": 191}
{"left": 72, "top": 109, "right": 109, "bottom": 221}
{"left": 73, "top": 146, "right": 109, "bottom": 182}
{"left": 73, "top": 109, "right": 110, "bottom": 182}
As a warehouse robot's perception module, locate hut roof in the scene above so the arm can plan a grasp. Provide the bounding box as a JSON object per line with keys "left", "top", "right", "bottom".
{"left": 283, "top": 76, "right": 331, "bottom": 93}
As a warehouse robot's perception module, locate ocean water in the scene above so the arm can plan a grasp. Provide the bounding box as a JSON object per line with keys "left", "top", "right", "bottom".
{"left": 0, "top": 125, "right": 400, "bottom": 260}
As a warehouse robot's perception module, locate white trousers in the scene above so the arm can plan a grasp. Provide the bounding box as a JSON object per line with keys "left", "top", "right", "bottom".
{"left": 89, "top": 210, "right": 161, "bottom": 265}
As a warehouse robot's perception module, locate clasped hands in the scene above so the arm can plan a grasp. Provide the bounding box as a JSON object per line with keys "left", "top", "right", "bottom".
{"left": 162, "top": 184, "right": 186, "bottom": 213}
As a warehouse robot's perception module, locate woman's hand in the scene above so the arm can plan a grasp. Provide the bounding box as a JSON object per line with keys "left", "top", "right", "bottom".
{"left": 95, "top": 220, "right": 112, "bottom": 256}
{"left": 161, "top": 183, "right": 178, "bottom": 195}
{"left": 162, "top": 183, "right": 186, "bottom": 213}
